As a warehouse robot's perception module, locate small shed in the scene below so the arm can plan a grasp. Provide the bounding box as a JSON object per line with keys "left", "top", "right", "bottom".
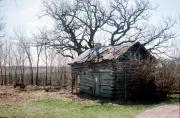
{"left": 70, "top": 42, "right": 155, "bottom": 100}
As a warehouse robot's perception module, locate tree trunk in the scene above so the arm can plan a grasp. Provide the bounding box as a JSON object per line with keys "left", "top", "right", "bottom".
{"left": 4, "top": 66, "right": 7, "bottom": 85}
{"left": 45, "top": 61, "right": 48, "bottom": 86}
{"left": 30, "top": 66, "right": 33, "bottom": 85}
{"left": 36, "top": 58, "right": 39, "bottom": 85}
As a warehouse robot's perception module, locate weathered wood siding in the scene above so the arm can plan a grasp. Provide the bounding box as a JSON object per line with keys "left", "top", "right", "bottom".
{"left": 112, "top": 61, "right": 125, "bottom": 100}
{"left": 93, "top": 62, "right": 114, "bottom": 98}
{"left": 72, "top": 62, "right": 115, "bottom": 98}
{"left": 71, "top": 61, "right": 128, "bottom": 99}
{"left": 79, "top": 72, "right": 95, "bottom": 95}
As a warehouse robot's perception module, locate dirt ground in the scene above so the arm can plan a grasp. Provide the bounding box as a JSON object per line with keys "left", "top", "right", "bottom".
{"left": 0, "top": 85, "right": 97, "bottom": 103}
{"left": 137, "top": 104, "right": 180, "bottom": 118}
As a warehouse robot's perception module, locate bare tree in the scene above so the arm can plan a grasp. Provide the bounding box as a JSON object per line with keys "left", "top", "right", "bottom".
{"left": 14, "top": 29, "right": 34, "bottom": 85}
{"left": 13, "top": 50, "right": 21, "bottom": 84}
{"left": 42, "top": 43, "right": 48, "bottom": 86}
{"left": 43, "top": 0, "right": 176, "bottom": 58}
{"left": 0, "top": 0, "right": 5, "bottom": 84}
{"left": 13, "top": 41, "right": 27, "bottom": 84}
{"left": 56, "top": 54, "right": 66, "bottom": 87}
{"left": 34, "top": 28, "right": 50, "bottom": 86}
{"left": 33, "top": 30, "right": 45, "bottom": 85}
{"left": 0, "top": 41, "right": 3, "bottom": 85}
{"left": 2, "top": 39, "right": 8, "bottom": 85}
{"left": 48, "top": 48, "right": 56, "bottom": 86}
{"left": 43, "top": 0, "right": 111, "bottom": 58}
{"left": 40, "top": 44, "right": 58, "bottom": 86}
{"left": 8, "top": 42, "right": 13, "bottom": 85}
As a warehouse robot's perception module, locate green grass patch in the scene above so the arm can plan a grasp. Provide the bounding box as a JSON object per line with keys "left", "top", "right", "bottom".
{"left": 0, "top": 96, "right": 179, "bottom": 118}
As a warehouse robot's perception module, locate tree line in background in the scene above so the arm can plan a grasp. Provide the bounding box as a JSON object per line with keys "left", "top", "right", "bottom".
{"left": 0, "top": 28, "right": 71, "bottom": 88}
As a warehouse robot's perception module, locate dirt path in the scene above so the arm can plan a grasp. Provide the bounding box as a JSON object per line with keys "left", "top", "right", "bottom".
{"left": 137, "top": 104, "right": 180, "bottom": 118}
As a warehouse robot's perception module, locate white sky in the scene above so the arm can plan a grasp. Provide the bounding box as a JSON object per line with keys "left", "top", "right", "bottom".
{"left": 1, "top": 0, "right": 180, "bottom": 35}
{"left": 1, "top": 0, "right": 180, "bottom": 60}
{"left": 1, "top": 0, "right": 54, "bottom": 36}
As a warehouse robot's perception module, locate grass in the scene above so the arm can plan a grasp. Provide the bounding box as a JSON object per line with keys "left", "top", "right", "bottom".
{"left": 0, "top": 95, "right": 179, "bottom": 118}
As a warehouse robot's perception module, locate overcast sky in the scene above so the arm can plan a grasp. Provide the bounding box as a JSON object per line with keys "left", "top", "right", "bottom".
{"left": 0, "top": 0, "right": 179, "bottom": 35}
{"left": 1, "top": 0, "right": 53, "bottom": 36}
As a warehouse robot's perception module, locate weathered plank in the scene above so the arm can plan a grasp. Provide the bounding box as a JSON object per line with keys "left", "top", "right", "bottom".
{"left": 100, "top": 85, "right": 113, "bottom": 90}
{"left": 99, "top": 92, "right": 112, "bottom": 98}
{"left": 80, "top": 78, "right": 94, "bottom": 84}
{"left": 100, "top": 73, "right": 113, "bottom": 80}
{"left": 100, "top": 79, "right": 114, "bottom": 86}
{"left": 80, "top": 85, "right": 94, "bottom": 94}
{"left": 80, "top": 81, "right": 94, "bottom": 88}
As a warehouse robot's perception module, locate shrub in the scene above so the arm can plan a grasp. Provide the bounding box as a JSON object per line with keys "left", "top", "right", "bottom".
{"left": 154, "top": 61, "right": 178, "bottom": 98}
{"left": 125, "top": 59, "right": 177, "bottom": 100}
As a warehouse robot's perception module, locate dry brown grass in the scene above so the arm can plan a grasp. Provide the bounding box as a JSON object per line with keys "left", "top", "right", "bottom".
{"left": 0, "top": 86, "right": 97, "bottom": 104}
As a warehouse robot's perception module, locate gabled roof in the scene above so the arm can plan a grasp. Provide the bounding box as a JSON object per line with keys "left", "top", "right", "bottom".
{"left": 72, "top": 42, "right": 150, "bottom": 64}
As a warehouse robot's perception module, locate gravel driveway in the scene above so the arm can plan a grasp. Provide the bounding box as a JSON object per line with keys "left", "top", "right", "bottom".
{"left": 137, "top": 104, "right": 179, "bottom": 118}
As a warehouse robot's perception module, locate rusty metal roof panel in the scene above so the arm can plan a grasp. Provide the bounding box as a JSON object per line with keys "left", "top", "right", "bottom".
{"left": 73, "top": 42, "right": 133, "bottom": 63}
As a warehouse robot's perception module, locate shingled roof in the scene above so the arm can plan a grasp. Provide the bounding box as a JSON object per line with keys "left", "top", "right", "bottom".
{"left": 73, "top": 42, "right": 137, "bottom": 63}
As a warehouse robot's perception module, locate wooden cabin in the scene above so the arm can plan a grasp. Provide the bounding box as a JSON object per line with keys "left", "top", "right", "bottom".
{"left": 70, "top": 42, "right": 155, "bottom": 100}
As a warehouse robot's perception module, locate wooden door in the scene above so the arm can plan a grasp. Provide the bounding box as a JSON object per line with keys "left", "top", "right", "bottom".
{"left": 94, "top": 73, "right": 100, "bottom": 96}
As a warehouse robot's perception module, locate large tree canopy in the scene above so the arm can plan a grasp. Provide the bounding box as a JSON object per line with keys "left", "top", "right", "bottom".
{"left": 43, "top": 0, "right": 175, "bottom": 59}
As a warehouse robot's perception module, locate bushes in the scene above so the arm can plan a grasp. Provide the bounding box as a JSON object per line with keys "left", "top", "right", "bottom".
{"left": 154, "top": 61, "right": 178, "bottom": 98}
{"left": 125, "top": 59, "right": 178, "bottom": 100}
